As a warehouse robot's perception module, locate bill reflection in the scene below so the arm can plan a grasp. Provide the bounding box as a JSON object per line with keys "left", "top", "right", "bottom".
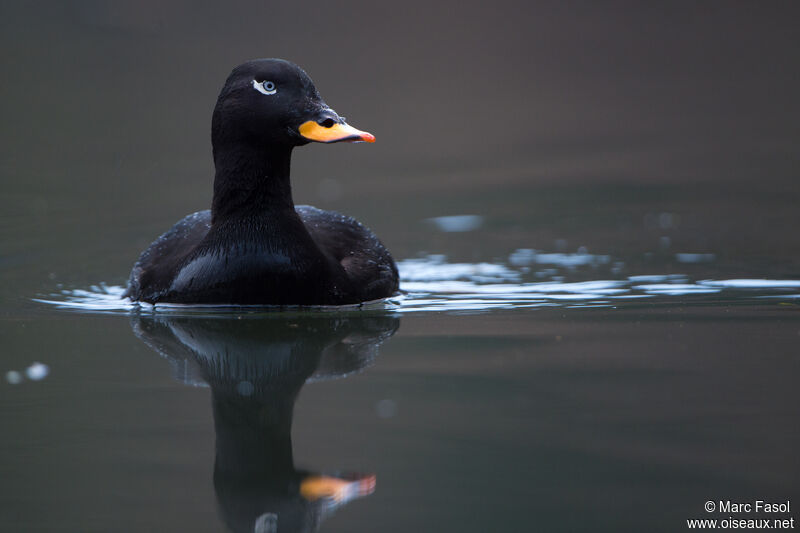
{"left": 131, "top": 313, "right": 399, "bottom": 533}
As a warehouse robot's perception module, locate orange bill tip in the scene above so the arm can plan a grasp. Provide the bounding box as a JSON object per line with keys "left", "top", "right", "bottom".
{"left": 299, "top": 474, "right": 377, "bottom": 503}
{"left": 299, "top": 121, "right": 376, "bottom": 143}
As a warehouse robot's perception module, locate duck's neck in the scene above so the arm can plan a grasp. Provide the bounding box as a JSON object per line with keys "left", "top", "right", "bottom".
{"left": 211, "top": 142, "right": 295, "bottom": 224}
{"left": 212, "top": 389, "right": 297, "bottom": 481}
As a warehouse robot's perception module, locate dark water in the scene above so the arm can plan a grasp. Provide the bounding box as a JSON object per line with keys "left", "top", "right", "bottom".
{"left": 2, "top": 3, "right": 800, "bottom": 532}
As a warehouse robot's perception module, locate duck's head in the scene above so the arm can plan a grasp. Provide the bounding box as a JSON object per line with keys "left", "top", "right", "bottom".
{"left": 211, "top": 58, "right": 375, "bottom": 150}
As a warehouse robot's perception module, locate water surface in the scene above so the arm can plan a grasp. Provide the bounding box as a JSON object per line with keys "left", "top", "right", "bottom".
{"left": 2, "top": 3, "right": 800, "bottom": 532}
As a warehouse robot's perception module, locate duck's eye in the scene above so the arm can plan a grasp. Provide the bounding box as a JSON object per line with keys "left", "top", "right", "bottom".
{"left": 253, "top": 80, "right": 277, "bottom": 95}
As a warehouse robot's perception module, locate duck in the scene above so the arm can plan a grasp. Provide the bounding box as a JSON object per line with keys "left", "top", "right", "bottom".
{"left": 124, "top": 59, "right": 399, "bottom": 306}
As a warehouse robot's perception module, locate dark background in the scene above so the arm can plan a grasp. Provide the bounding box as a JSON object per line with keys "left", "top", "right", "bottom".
{"left": 1, "top": 3, "right": 799, "bottom": 532}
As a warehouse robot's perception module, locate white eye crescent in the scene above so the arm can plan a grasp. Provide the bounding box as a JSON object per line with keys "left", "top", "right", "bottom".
{"left": 253, "top": 80, "right": 277, "bottom": 95}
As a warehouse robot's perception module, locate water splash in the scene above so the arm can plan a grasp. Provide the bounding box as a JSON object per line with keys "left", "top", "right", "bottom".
{"left": 35, "top": 284, "right": 140, "bottom": 313}
{"left": 34, "top": 255, "right": 800, "bottom": 315}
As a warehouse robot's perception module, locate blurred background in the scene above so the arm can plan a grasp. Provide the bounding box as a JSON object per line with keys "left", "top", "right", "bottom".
{"left": 1, "top": 3, "right": 799, "bottom": 532}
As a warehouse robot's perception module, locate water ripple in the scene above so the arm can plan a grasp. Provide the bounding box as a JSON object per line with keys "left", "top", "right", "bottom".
{"left": 34, "top": 255, "right": 800, "bottom": 315}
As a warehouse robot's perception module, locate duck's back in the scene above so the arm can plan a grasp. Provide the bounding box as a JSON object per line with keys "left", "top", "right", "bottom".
{"left": 297, "top": 205, "right": 399, "bottom": 302}
{"left": 125, "top": 207, "right": 398, "bottom": 305}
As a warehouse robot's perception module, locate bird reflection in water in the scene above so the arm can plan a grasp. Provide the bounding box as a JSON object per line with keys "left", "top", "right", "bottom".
{"left": 130, "top": 312, "right": 399, "bottom": 533}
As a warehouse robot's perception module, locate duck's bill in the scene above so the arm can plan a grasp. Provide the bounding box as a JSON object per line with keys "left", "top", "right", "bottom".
{"left": 298, "top": 121, "right": 375, "bottom": 143}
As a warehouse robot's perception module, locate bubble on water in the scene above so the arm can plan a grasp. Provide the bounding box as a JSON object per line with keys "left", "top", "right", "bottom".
{"left": 376, "top": 399, "right": 398, "bottom": 418}
{"left": 426, "top": 215, "right": 484, "bottom": 232}
{"left": 25, "top": 363, "right": 49, "bottom": 381}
